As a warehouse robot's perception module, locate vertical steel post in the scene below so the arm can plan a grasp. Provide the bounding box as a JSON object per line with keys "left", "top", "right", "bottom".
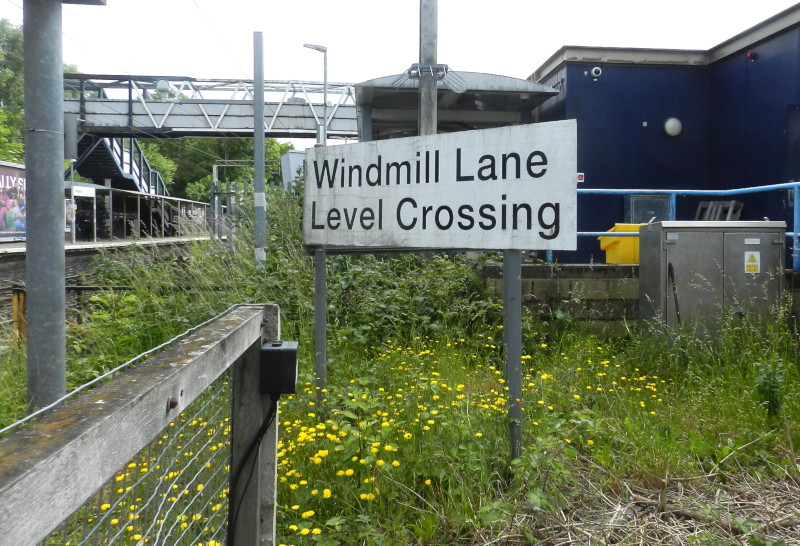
{"left": 322, "top": 51, "right": 328, "bottom": 144}
{"left": 314, "top": 247, "right": 327, "bottom": 407}
{"left": 503, "top": 249, "right": 524, "bottom": 459}
{"left": 794, "top": 186, "right": 800, "bottom": 271}
{"left": 669, "top": 193, "right": 677, "bottom": 221}
{"left": 303, "top": 43, "right": 330, "bottom": 407}
{"left": 253, "top": 32, "right": 267, "bottom": 266}
{"left": 23, "top": 0, "right": 66, "bottom": 412}
{"left": 419, "top": 0, "right": 438, "bottom": 137}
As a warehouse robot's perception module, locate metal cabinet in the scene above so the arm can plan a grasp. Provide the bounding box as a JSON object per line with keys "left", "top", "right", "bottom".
{"left": 639, "top": 221, "right": 785, "bottom": 331}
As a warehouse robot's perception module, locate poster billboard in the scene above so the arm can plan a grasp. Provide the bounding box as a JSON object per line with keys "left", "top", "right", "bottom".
{"left": 0, "top": 161, "right": 26, "bottom": 241}
{"left": 303, "top": 121, "right": 577, "bottom": 251}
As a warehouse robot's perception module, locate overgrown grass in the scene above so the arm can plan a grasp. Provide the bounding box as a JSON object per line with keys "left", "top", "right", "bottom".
{"left": 1, "top": 187, "right": 798, "bottom": 543}
{"left": 273, "top": 311, "right": 799, "bottom": 543}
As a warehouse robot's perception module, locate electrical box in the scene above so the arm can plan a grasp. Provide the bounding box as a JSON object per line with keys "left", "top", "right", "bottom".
{"left": 260, "top": 340, "right": 298, "bottom": 395}
{"left": 639, "top": 221, "right": 785, "bottom": 332}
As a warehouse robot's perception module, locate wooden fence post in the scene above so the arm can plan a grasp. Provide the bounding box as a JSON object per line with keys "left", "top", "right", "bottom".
{"left": 11, "top": 284, "right": 25, "bottom": 341}
{"left": 230, "top": 304, "right": 280, "bottom": 545}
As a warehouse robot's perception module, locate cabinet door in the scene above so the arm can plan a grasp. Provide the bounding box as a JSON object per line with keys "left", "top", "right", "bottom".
{"left": 664, "top": 231, "right": 724, "bottom": 328}
{"left": 723, "top": 232, "right": 783, "bottom": 316}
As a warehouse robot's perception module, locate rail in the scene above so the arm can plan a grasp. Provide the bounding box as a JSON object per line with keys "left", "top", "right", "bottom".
{"left": 0, "top": 304, "right": 283, "bottom": 545}
{"left": 575, "top": 181, "right": 800, "bottom": 270}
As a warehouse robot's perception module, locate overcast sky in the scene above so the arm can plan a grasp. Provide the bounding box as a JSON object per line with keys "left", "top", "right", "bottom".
{"left": 2, "top": 0, "right": 799, "bottom": 84}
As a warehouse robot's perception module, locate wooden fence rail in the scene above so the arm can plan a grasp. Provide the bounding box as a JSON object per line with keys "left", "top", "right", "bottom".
{"left": 0, "top": 304, "right": 281, "bottom": 545}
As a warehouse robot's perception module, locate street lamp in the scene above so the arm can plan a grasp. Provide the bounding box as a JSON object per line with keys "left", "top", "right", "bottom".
{"left": 303, "top": 43, "right": 327, "bottom": 145}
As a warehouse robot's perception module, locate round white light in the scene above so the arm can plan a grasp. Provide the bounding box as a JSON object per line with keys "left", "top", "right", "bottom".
{"left": 664, "top": 117, "right": 682, "bottom": 137}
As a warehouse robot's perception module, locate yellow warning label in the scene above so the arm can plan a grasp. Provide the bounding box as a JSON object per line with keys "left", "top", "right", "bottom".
{"left": 745, "top": 251, "right": 760, "bottom": 274}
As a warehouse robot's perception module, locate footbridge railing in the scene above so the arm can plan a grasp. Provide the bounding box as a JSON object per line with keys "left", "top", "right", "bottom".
{"left": 64, "top": 74, "right": 359, "bottom": 140}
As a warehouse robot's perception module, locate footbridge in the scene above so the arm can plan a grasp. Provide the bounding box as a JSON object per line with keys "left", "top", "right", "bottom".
{"left": 64, "top": 74, "right": 358, "bottom": 140}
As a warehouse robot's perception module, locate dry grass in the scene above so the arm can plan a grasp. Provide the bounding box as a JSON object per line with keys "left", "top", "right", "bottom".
{"left": 473, "top": 467, "right": 800, "bottom": 545}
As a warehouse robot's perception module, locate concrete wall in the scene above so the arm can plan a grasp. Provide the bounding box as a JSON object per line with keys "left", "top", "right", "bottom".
{"left": 483, "top": 263, "right": 800, "bottom": 330}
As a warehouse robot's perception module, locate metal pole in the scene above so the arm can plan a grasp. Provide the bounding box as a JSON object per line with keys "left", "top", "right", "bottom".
{"left": 23, "top": 0, "right": 66, "bottom": 412}
{"left": 419, "top": 0, "right": 438, "bottom": 136}
{"left": 314, "top": 247, "right": 327, "bottom": 407}
{"left": 211, "top": 164, "right": 219, "bottom": 239}
{"left": 69, "top": 160, "right": 76, "bottom": 244}
{"left": 322, "top": 50, "right": 327, "bottom": 143}
{"left": 253, "top": 32, "right": 267, "bottom": 266}
{"left": 503, "top": 249, "right": 524, "bottom": 460}
{"left": 304, "top": 43, "right": 330, "bottom": 406}
{"left": 794, "top": 188, "right": 800, "bottom": 271}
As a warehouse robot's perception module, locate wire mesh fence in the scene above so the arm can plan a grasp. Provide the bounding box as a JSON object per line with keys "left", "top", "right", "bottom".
{"left": 41, "top": 370, "right": 233, "bottom": 546}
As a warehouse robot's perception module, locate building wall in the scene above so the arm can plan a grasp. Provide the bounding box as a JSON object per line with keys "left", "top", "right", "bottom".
{"left": 709, "top": 28, "right": 800, "bottom": 190}
{"left": 535, "top": 21, "right": 800, "bottom": 263}
{"left": 538, "top": 63, "right": 710, "bottom": 262}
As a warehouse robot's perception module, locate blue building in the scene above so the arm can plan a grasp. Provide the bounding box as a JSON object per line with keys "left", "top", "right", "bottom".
{"left": 531, "top": 4, "right": 800, "bottom": 263}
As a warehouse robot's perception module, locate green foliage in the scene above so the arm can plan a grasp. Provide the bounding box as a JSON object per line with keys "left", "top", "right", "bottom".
{"left": 150, "top": 137, "right": 294, "bottom": 199}
{"left": 0, "top": 106, "right": 23, "bottom": 162}
{"left": 185, "top": 175, "right": 211, "bottom": 202}
{"left": 0, "top": 19, "right": 24, "bottom": 158}
{"left": 138, "top": 140, "right": 177, "bottom": 190}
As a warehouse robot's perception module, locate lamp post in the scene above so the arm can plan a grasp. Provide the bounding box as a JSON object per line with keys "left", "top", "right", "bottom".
{"left": 303, "top": 43, "right": 327, "bottom": 145}
{"left": 304, "top": 43, "right": 329, "bottom": 409}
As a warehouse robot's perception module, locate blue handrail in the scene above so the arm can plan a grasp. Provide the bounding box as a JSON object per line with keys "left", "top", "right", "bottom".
{"left": 575, "top": 181, "right": 800, "bottom": 270}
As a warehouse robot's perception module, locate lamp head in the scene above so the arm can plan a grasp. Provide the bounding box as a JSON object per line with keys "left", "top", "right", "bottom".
{"left": 303, "top": 43, "right": 327, "bottom": 53}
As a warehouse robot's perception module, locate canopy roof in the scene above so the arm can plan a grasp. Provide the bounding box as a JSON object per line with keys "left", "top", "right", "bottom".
{"left": 355, "top": 71, "right": 558, "bottom": 140}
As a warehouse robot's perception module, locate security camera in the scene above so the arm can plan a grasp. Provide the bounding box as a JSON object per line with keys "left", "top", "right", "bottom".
{"left": 590, "top": 66, "right": 602, "bottom": 78}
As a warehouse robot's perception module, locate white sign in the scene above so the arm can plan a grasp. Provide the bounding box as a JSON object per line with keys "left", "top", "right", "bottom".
{"left": 303, "top": 121, "right": 577, "bottom": 250}
{"left": 72, "top": 185, "right": 96, "bottom": 198}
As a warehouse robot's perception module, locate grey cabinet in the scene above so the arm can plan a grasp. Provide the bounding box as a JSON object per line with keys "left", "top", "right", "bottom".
{"left": 639, "top": 221, "right": 785, "bottom": 331}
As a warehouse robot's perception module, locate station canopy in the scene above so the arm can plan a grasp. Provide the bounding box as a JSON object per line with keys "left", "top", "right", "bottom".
{"left": 355, "top": 71, "right": 558, "bottom": 141}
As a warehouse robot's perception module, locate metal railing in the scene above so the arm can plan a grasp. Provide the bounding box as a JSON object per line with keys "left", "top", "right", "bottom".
{"left": 575, "top": 181, "right": 800, "bottom": 270}
{"left": 63, "top": 74, "right": 358, "bottom": 140}
{"left": 106, "top": 138, "right": 169, "bottom": 196}
{"left": 0, "top": 304, "right": 282, "bottom": 545}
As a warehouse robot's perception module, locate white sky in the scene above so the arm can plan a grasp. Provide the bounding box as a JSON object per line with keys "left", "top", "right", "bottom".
{"left": 2, "top": 0, "right": 799, "bottom": 151}
{"left": 2, "top": 0, "right": 799, "bottom": 83}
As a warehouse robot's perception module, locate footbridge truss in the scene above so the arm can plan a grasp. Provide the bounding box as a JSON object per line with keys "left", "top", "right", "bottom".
{"left": 64, "top": 74, "right": 359, "bottom": 140}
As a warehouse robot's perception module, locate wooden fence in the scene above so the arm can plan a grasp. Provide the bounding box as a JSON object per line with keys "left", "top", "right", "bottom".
{"left": 0, "top": 304, "right": 282, "bottom": 545}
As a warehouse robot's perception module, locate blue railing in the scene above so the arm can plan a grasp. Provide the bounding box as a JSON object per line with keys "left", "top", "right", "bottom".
{"left": 572, "top": 181, "right": 800, "bottom": 270}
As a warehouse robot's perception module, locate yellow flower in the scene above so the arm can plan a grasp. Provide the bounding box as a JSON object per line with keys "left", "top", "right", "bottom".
{"left": 323, "top": 488, "right": 332, "bottom": 498}
{"left": 301, "top": 510, "right": 315, "bottom": 519}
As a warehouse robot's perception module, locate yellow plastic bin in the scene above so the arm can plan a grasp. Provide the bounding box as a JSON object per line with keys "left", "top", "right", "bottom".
{"left": 597, "top": 223, "right": 645, "bottom": 264}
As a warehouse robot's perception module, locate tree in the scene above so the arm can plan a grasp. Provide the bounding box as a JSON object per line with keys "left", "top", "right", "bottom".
{"left": 138, "top": 140, "right": 177, "bottom": 191}
{"left": 151, "top": 137, "right": 294, "bottom": 200}
{"left": 0, "top": 106, "right": 23, "bottom": 162}
{"left": 0, "top": 19, "right": 24, "bottom": 157}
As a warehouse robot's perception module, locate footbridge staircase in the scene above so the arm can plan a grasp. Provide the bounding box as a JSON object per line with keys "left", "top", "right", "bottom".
{"left": 64, "top": 74, "right": 357, "bottom": 193}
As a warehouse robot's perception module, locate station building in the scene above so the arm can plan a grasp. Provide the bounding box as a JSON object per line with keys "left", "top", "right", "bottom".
{"left": 530, "top": 4, "right": 800, "bottom": 263}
